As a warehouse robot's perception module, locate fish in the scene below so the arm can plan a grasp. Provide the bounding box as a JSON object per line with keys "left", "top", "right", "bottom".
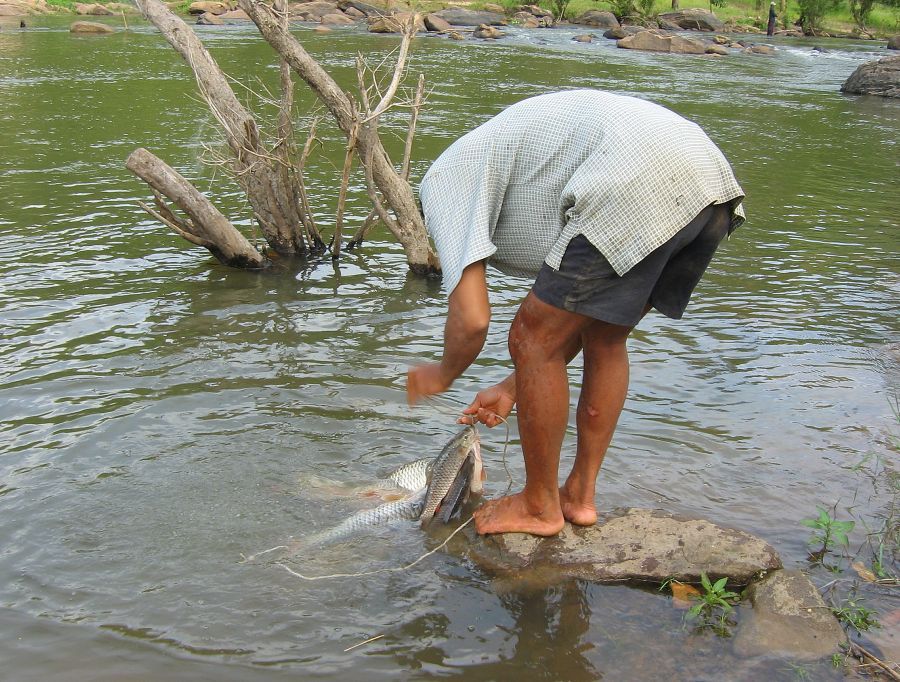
{"left": 419, "top": 425, "right": 483, "bottom": 528}
{"left": 304, "top": 427, "right": 483, "bottom": 546}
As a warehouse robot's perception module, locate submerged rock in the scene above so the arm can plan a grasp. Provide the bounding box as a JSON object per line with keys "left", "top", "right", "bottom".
{"left": 734, "top": 570, "right": 847, "bottom": 660}
{"left": 888, "top": 35, "right": 900, "bottom": 50}
{"left": 466, "top": 508, "right": 782, "bottom": 584}
{"left": 70, "top": 19, "right": 113, "bottom": 32}
{"left": 841, "top": 55, "right": 900, "bottom": 98}
{"left": 473, "top": 23, "right": 504, "bottom": 39}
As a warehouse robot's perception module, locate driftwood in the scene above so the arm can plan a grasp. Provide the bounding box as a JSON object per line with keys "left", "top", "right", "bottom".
{"left": 128, "top": 0, "right": 440, "bottom": 275}
{"left": 240, "top": 0, "right": 440, "bottom": 276}
{"left": 126, "top": 147, "right": 266, "bottom": 268}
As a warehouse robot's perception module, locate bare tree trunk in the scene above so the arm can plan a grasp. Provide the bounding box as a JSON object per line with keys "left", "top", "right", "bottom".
{"left": 134, "top": 0, "right": 314, "bottom": 257}
{"left": 241, "top": 0, "right": 440, "bottom": 276}
{"left": 126, "top": 148, "right": 266, "bottom": 268}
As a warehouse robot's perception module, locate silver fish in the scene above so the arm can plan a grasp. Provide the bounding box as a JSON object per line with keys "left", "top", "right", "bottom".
{"left": 420, "top": 425, "right": 483, "bottom": 528}
{"left": 305, "top": 427, "right": 483, "bottom": 545}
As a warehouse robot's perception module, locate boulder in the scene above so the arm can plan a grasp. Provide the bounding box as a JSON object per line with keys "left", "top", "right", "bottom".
{"left": 321, "top": 11, "right": 353, "bottom": 24}
{"left": 466, "top": 508, "right": 782, "bottom": 584}
{"left": 367, "top": 11, "right": 423, "bottom": 32}
{"left": 841, "top": 55, "right": 900, "bottom": 98}
{"left": 313, "top": 23, "right": 330, "bottom": 32}
{"left": 423, "top": 12, "right": 451, "bottom": 32}
{"left": 188, "top": 0, "right": 228, "bottom": 14}
{"left": 887, "top": 35, "right": 900, "bottom": 50}
{"left": 342, "top": 5, "right": 364, "bottom": 18}
{"left": 196, "top": 11, "right": 223, "bottom": 24}
{"left": 572, "top": 33, "right": 593, "bottom": 42}
{"left": 473, "top": 23, "right": 504, "bottom": 38}
{"left": 713, "top": 33, "right": 728, "bottom": 44}
{"left": 705, "top": 43, "right": 728, "bottom": 55}
{"left": 747, "top": 44, "right": 775, "bottom": 54}
{"left": 70, "top": 19, "right": 113, "bottom": 32}
{"left": 734, "top": 570, "right": 847, "bottom": 660}
{"left": 446, "top": 29, "right": 464, "bottom": 40}
{"left": 75, "top": 3, "right": 112, "bottom": 15}
{"left": 337, "top": 0, "right": 385, "bottom": 17}
{"left": 657, "top": 8, "right": 724, "bottom": 31}
{"left": 289, "top": 1, "right": 340, "bottom": 20}
{"left": 512, "top": 11, "right": 539, "bottom": 28}
{"left": 572, "top": 9, "right": 618, "bottom": 29}
{"left": 617, "top": 29, "right": 707, "bottom": 54}
{"left": 522, "top": 4, "right": 552, "bottom": 17}
{"left": 603, "top": 25, "right": 643, "bottom": 39}
{"left": 219, "top": 8, "right": 249, "bottom": 19}
{"left": 657, "top": 17, "right": 681, "bottom": 30}
{"left": 433, "top": 8, "right": 506, "bottom": 26}
{"left": 484, "top": 2, "right": 505, "bottom": 12}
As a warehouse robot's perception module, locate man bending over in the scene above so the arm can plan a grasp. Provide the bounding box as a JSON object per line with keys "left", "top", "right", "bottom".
{"left": 406, "top": 89, "right": 745, "bottom": 537}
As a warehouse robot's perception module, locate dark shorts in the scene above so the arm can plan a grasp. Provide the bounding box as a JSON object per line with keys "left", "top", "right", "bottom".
{"left": 532, "top": 203, "right": 732, "bottom": 327}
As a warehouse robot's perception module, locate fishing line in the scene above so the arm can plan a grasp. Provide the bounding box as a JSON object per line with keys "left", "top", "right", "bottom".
{"left": 275, "top": 516, "right": 474, "bottom": 581}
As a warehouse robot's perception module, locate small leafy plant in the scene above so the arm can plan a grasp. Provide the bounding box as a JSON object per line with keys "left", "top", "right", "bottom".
{"left": 801, "top": 505, "right": 854, "bottom": 556}
{"left": 831, "top": 595, "right": 880, "bottom": 635}
{"left": 685, "top": 572, "right": 741, "bottom": 635}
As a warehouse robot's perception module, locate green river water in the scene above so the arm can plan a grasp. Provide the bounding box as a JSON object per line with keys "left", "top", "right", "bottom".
{"left": 0, "top": 15, "right": 898, "bottom": 681}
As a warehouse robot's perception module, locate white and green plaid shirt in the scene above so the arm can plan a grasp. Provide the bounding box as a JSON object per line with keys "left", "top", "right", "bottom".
{"left": 419, "top": 90, "right": 746, "bottom": 295}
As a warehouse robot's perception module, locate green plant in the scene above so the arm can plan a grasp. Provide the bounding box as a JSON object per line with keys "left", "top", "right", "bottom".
{"left": 801, "top": 505, "right": 854, "bottom": 555}
{"left": 795, "top": 0, "right": 841, "bottom": 32}
{"left": 607, "top": 0, "right": 638, "bottom": 19}
{"left": 685, "top": 572, "right": 741, "bottom": 634}
{"left": 831, "top": 595, "right": 880, "bottom": 635}
{"left": 637, "top": 0, "right": 657, "bottom": 19}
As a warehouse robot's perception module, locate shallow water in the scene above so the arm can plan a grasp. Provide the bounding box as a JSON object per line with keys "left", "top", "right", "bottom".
{"left": 0, "top": 16, "right": 898, "bottom": 680}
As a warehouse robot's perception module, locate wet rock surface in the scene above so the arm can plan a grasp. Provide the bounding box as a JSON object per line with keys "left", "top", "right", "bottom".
{"left": 433, "top": 7, "right": 506, "bottom": 26}
{"left": 841, "top": 55, "right": 900, "bottom": 98}
{"left": 70, "top": 19, "right": 113, "bottom": 32}
{"left": 734, "top": 570, "right": 847, "bottom": 660}
{"left": 466, "top": 507, "right": 782, "bottom": 585}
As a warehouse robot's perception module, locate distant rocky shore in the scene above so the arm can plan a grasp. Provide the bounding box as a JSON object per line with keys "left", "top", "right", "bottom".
{"left": 4, "top": 0, "right": 898, "bottom": 97}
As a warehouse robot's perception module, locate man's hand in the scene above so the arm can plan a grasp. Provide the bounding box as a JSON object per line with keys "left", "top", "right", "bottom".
{"left": 407, "top": 363, "right": 451, "bottom": 406}
{"left": 459, "top": 380, "right": 516, "bottom": 428}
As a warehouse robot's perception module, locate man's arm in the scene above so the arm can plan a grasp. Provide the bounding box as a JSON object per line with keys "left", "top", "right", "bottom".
{"left": 407, "top": 260, "right": 490, "bottom": 404}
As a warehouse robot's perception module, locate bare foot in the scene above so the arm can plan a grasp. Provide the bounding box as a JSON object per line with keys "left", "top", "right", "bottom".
{"left": 559, "top": 486, "right": 598, "bottom": 526}
{"left": 473, "top": 492, "right": 565, "bottom": 536}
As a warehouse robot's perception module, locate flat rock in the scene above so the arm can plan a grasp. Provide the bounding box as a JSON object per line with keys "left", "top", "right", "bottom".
{"left": 466, "top": 508, "right": 782, "bottom": 585}
{"left": 70, "top": 19, "right": 113, "bottom": 32}
{"left": 617, "top": 29, "right": 707, "bottom": 54}
{"left": 734, "top": 570, "right": 847, "bottom": 660}
{"left": 219, "top": 8, "right": 249, "bottom": 20}
{"left": 572, "top": 33, "right": 593, "bottom": 42}
{"left": 572, "top": 9, "right": 618, "bottom": 28}
{"left": 321, "top": 11, "right": 353, "bottom": 24}
{"left": 747, "top": 44, "right": 776, "bottom": 54}
{"left": 657, "top": 8, "right": 724, "bottom": 31}
{"left": 706, "top": 43, "right": 728, "bottom": 55}
{"left": 841, "top": 55, "right": 900, "bottom": 98}
{"left": 433, "top": 7, "right": 505, "bottom": 26}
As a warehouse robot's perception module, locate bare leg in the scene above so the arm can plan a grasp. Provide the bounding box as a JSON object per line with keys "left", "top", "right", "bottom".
{"left": 559, "top": 320, "right": 632, "bottom": 526}
{"left": 474, "top": 293, "right": 589, "bottom": 536}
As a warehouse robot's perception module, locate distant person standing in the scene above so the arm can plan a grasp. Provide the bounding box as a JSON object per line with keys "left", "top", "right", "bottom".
{"left": 767, "top": 1, "right": 777, "bottom": 36}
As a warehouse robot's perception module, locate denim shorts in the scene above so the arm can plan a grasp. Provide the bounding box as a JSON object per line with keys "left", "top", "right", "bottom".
{"left": 531, "top": 203, "right": 732, "bottom": 327}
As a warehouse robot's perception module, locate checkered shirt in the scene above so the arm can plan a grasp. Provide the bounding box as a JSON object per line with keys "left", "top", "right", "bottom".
{"left": 419, "top": 89, "right": 746, "bottom": 295}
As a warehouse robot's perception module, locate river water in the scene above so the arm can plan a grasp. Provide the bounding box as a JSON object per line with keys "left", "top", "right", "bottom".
{"left": 1, "top": 15, "right": 898, "bottom": 680}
